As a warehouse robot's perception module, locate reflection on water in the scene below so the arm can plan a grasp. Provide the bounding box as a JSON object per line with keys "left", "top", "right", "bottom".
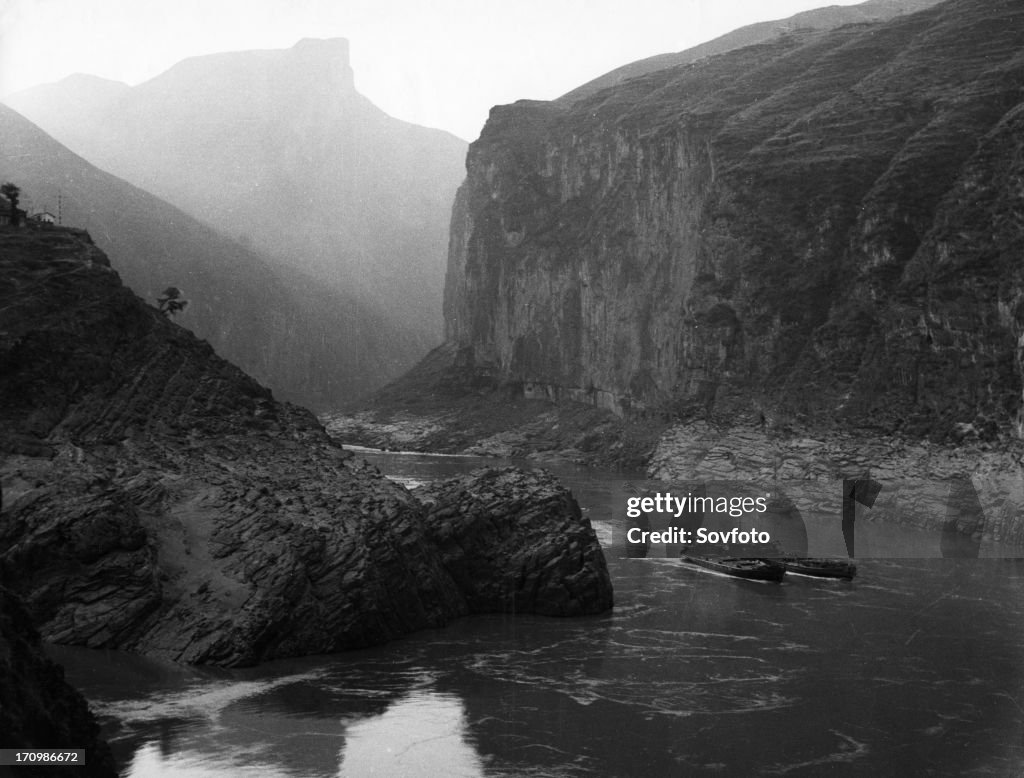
{"left": 107, "top": 687, "right": 484, "bottom": 777}
{"left": 124, "top": 743, "right": 295, "bottom": 777}
{"left": 49, "top": 450, "right": 1024, "bottom": 777}
{"left": 339, "top": 691, "right": 483, "bottom": 777}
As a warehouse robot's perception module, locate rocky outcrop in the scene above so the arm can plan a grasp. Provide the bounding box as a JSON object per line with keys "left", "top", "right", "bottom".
{"left": 443, "top": 0, "right": 1024, "bottom": 444}
{"left": 419, "top": 468, "right": 613, "bottom": 615}
{"left": 0, "top": 228, "right": 612, "bottom": 667}
{"left": 0, "top": 587, "right": 118, "bottom": 777}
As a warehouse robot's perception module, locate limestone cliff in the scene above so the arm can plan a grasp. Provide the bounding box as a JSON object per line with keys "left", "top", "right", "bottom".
{"left": 0, "top": 228, "right": 612, "bottom": 667}
{"left": 444, "top": 0, "right": 1024, "bottom": 442}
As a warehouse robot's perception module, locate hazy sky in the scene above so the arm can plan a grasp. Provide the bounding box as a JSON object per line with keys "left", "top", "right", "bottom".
{"left": 0, "top": 0, "right": 868, "bottom": 140}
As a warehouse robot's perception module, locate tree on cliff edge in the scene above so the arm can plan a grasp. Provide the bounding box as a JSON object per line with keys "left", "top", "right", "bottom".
{"left": 157, "top": 286, "right": 189, "bottom": 317}
{"left": 1, "top": 183, "right": 20, "bottom": 226}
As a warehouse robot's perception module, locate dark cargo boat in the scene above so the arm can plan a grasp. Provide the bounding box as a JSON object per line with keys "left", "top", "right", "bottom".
{"left": 679, "top": 555, "right": 787, "bottom": 582}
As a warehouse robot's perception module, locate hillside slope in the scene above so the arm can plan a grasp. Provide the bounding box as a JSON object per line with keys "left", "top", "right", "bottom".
{"left": 0, "top": 104, "right": 419, "bottom": 409}
{"left": 559, "top": 0, "right": 943, "bottom": 104}
{"left": 6, "top": 39, "right": 467, "bottom": 381}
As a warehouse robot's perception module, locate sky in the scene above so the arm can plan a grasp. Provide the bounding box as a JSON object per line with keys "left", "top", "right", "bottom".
{"left": 0, "top": 0, "right": 869, "bottom": 141}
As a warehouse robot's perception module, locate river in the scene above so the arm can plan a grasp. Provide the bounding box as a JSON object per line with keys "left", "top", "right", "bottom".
{"left": 50, "top": 450, "right": 1024, "bottom": 776}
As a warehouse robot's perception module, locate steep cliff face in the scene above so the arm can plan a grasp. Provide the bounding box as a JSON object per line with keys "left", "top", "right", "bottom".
{"left": 0, "top": 229, "right": 612, "bottom": 666}
{"left": 445, "top": 0, "right": 1024, "bottom": 440}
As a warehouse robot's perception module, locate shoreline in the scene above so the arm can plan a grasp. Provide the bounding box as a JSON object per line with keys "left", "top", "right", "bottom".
{"left": 326, "top": 405, "right": 1024, "bottom": 548}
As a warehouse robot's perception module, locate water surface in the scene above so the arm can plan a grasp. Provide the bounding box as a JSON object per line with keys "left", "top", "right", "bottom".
{"left": 52, "top": 451, "right": 1024, "bottom": 776}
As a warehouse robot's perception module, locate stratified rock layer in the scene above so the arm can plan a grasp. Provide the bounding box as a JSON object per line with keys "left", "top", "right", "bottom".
{"left": 0, "top": 228, "right": 611, "bottom": 666}
{"left": 419, "top": 468, "right": 613, "bottom": 615}
{"left": 444, "top": 0, "right": 1024, "bottom": 442}
{"left": 0, "top": 587, "right": 118, "bottom": 777}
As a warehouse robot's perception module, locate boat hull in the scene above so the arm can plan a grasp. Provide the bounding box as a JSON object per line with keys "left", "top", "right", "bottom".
{"left": 783, "top": 558, "right": 857, "bottom": 579}
{"left": 680, "top": 555, "right": 786, "bottom": 582}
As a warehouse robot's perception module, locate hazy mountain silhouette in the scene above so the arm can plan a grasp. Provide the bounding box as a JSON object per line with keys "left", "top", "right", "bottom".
{"left": 0, "top": 103, "right": 427, "bottom": 409}
{"left": 6, "top": 38, "right": 467, "bottom": 403}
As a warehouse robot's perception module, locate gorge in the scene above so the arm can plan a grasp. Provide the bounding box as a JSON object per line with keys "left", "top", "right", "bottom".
{"left": 333, "top": 0, "right": 1024, "bottom": 548}
{"left": 3, "top": 1, "right": 1024, "bottom": 772}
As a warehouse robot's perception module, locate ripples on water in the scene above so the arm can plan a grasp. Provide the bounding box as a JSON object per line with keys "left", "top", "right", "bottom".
{"left": 49, "top": 451, "right": 1024, "bottom": 777}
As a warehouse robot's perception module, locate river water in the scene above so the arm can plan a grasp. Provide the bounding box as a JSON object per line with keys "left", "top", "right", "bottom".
{"left": 51, "top": 451, "right": 1024, "bottom": 776}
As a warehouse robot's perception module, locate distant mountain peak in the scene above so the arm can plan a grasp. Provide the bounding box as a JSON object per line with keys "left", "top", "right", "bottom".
{"left": 4, "top": 72, "right": 129, "bottom": 125}
{"left": 292, "top": 36, "right": 350, "bottom": 55}
{"left": 136, "top": 37, "right": 358, "bottom": 106}
{"left": 286, "top": 36, "right": 356, "bottom": 94}
{"left": 53, "top": 72, "right": 130, "bottom": 89}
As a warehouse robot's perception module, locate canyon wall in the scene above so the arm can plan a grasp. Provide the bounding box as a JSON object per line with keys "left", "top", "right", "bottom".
{"left": 444, "top": 0, "right": 1024, "bottom": 442}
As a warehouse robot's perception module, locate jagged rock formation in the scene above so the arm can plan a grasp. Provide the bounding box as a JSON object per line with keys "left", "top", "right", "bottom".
{"left": 6, "top": 39, "right": 467, "bottom": 407}
{"left": 0, "top": 587, "right": 118, "bottom": 777}
{"left": 443, "top": 0, "right": 1024, "bottom": 442}
{"left": 418, "top": 468, "right": 613, "bottom": 615}
{"left": 0, "top": 229, "right": 611, "bottom": 667}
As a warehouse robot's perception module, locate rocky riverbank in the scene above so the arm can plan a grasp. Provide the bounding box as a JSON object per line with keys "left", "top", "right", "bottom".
{"left": 0, "top": 228, "right": 612, "bottom": 668}
{"left": 649, "top": 419, "right": 1024, "bottom": 548}
{"left": 328, "top": 385, "right": 1024, "bottom": 548}
{"left": 324, "top": 343, "right": 666, "bottom": 469}
{"left": 326, "top": 402, "right": 664, "bottom": 469}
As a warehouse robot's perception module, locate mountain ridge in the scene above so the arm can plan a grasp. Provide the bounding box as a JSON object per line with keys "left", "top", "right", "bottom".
{"left": 5, "top": 38, "right": 467, "bottom": 408}
{"left": 0, "top": 103, "right": 423, "bottom": 409}
{"left": 558, "top": 0, "right": 945, "bottom": 104}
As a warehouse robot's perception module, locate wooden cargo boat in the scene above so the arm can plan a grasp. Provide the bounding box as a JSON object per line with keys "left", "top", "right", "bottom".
{"left": 680, "top": 555, "right": 786, "bottom": 582}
